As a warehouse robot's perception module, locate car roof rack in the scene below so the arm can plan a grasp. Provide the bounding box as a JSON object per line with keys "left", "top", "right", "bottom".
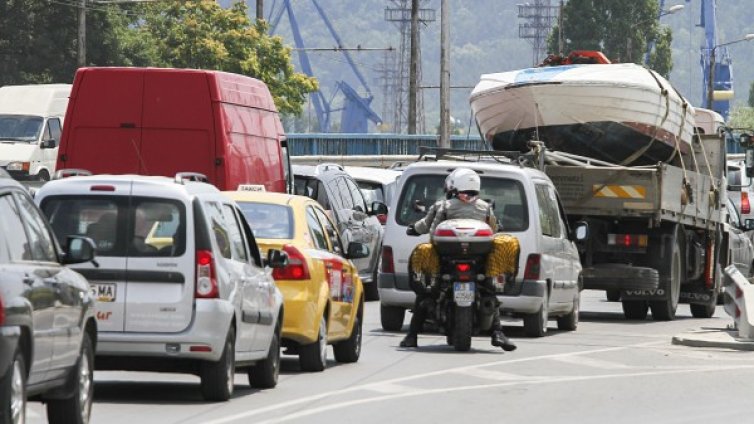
{"left": 314, "top": 163, "right": 344, "bottom": 174}
{"left": 53, "top": 169, "right": 93, "bottom": 180}
{"left": 175, "top": 172, "right": 209, "bottom": 184}
{"left": 417, "top": 144, "right": 546, "bottom": 170}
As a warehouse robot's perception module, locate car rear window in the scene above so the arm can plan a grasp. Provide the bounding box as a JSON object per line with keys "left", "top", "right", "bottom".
{"left": 236, "top": 202, "right": 294, "bottom": 239}
{"left": 395, "top": 174, "right": 529, "bottom": 232}
{"left": 355, "top": 180, "right": 385, "bottom": 204}
{"left": 40, "top": 196, "right": 186, "bottom": 257}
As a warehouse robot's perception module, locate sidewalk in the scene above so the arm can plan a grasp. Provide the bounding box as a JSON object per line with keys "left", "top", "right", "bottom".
{"left": 672, "top": 326, "right": 754, "bottom": 351}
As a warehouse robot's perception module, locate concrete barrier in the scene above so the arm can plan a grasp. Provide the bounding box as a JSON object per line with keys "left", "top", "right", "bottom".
{"left": 722, "top": 264, "right": 754, "bottom": 340}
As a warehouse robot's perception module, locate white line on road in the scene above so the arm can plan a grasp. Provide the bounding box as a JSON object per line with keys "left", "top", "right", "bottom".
{"left": 254, "top": 364, "right": 754, "bottom": 424}
{"left": 450, "top": 367, "right": 542, "bottom": 381}
{"left": 550, "top": 354, "right": 629, "bottom": 369}
{"left": 202, "top": 341, "right": 664, "bottom": 424}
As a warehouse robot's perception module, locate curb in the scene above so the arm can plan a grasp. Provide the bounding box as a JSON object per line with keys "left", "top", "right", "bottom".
{"left": 672, "top": 328, "right": 754, "bottom": 351}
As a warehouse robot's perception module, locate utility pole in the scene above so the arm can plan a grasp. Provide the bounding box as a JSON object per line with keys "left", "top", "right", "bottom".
{"left": 257, "top": 0, "right": 264, "bottom": 21}
{"left": 78, "top": 0, "right": 86, "bottom": 68}
{"left": 408, "top": 0, "right": 419, "bottom": 134}
{"left": 439, "top": 0, "right": 450, "bottom": 147}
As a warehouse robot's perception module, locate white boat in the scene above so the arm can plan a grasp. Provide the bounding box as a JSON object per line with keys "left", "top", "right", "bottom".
{"left": 470, "top": 60, "right": 697, "bottom": 165}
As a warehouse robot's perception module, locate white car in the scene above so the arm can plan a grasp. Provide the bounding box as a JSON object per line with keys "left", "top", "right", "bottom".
{"left": 35, "top": 172, "right": 286, "bottom": 401}
{"left": 344, "top": 166, "right": 402, "bottom": 225}
{"left": 379, "top": 158, "right": 582, "bottom": 337}
{"left": 727, "top": 155, "right": 754, "bottom": 225}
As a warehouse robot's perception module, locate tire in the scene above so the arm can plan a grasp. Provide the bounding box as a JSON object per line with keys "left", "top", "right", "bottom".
{"left": 557, "top": 295, "right": 579, "bottom": 331}
{"left": 333, "top": 315, "right": 362, "bottom": 363}
{"left": 37, "top": 169, "right": 50, "bottom": 182}
{"left": 365, "top": 264, "right": 380, "bottom": 301}
{"left": 650, "top": 229, "right": 683, "bottom": 321}
{"left": 690, "top": 290, "right": 718, "bottom": 318}
{"left": 380, "top": 304, "right": 405, "bottom": 331}
{"left": 452, "top": 306, "right": 473, "bottom": 352}
{"left": 0, "top": 349, "right": 26, "bottom": 424}
{"left": 200, "top": 327, "right": 235, "bottom": 402}
{"left": 248, "top": 325, "right": 280, "bottom": 389}
{"left": 622, "top": 300, "right": 649, "bottom": 320}
{"left": 299, "top": 316, "right": 327, "bottom": 372}
{"left": 524, "top": 291, "right": 549, "bottom": 337}
{"left": 47, "top": 333, "right": 94, "bottom": 424}
{"left": 606, "top": 290, "right": 621, "bottom": 302}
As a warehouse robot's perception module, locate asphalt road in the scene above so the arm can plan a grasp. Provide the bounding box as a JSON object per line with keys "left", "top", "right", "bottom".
{"left": 29, "top": 290, "right": 754, "bottom": 424}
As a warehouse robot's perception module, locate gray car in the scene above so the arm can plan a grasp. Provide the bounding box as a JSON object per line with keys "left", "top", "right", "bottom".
{"left": 0, "top": 171, "right": 97, "bottom": 424}
{"left": 293, "top": 164, "right": 387, "bottom": 301}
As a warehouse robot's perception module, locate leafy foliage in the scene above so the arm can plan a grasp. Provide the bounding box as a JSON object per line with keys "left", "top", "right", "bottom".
{"left": 730, "top": 106, "right": 754, "bottom": 130}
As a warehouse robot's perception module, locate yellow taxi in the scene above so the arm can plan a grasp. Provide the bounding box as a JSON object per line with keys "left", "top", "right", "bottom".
{"left": 225, "top": 191, "right": 366, "bottom": 372}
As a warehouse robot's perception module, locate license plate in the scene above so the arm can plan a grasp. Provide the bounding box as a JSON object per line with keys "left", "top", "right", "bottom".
{"left": 90, "top": 283, "right": 116, "bottom": 302}
{"left": 453, "top": 282, "right": 475, "bottom": 304}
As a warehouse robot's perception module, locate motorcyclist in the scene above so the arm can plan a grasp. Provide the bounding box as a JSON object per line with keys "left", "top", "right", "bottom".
{"left": 400, "top": 168, "right": 517, "bottom": 351}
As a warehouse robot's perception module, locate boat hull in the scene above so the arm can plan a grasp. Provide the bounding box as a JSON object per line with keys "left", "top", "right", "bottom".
{"left": 470, "top": 64, "right": 696, "bottom": 165}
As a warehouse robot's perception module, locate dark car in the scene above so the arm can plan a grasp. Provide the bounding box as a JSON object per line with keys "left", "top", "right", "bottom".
{"left": 292, "top": 164, "right": 387, "bottom": 301}
{"left": 0, "top": 170, "right": 97, "bottom": 424}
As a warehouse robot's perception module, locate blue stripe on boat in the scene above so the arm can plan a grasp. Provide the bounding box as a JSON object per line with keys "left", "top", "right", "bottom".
{"left": 513, "top": 65, "right": 579, "bottom": 84}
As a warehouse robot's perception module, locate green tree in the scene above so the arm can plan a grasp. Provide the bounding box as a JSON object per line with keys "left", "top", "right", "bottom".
{"left": 730, "top": 106, "right": 754, "bottom": 130}
{"left": 548, "top": 0, "right": 673, "bottom": 77}
{"left": 131, "top": 0, "right": 317, "bottom": 115}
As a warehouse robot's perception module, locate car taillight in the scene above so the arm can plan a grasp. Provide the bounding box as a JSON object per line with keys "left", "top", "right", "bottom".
{"left": 474, "top": 228, "right": 493, "bottom": 237}
{"left": 381, "top": 246, "right": 395, "bottom": 273}
{"left": 434, "top": 229, "right": 455, "bottom": 237}
{"left": 272, "top": 245, "right": 310, "bottom": 280}
{"left": 377, "top": 214, "right": 387, "bottom": 225}
{"left": 195, "top": 250, "right": 218, "bottom": 298}
{"left": 742, "top": 192, "right": 751, "bottom": 214}
{"left": 523, "top": 254, "right": 541, "bottom": 280}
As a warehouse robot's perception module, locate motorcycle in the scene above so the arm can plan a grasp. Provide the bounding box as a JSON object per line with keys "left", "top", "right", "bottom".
{"left": 409, "top": 219, "right": 501, "bottom": 352}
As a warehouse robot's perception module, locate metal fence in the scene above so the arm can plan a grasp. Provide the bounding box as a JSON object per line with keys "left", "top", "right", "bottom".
{"left": 287, "top": 133, "right": 487, "bottom": 156}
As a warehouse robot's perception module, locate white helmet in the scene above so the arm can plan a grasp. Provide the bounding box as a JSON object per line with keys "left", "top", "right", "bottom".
{"left": 449, "top": 168, "right": 480, "bottom": 193}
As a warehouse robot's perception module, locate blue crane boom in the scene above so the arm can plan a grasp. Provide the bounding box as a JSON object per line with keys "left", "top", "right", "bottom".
{"left": 700, "top": 0, "right": 734, "bottom": 119}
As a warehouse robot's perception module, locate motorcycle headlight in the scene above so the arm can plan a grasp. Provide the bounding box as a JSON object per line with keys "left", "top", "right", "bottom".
{"left": 6, "top": 162, "right": 30, "bottom": 171}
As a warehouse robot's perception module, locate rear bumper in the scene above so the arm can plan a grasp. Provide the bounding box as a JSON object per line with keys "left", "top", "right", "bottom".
{"left": 0, "top": 327, "right": 21, "bottom": 378}
{"left": 96, "top": 299, "right": 234, "bottom": 363}
{"left": 281, "top": 299, "right": 320, "bottom": 345}
{"left": 582, "top": 265, "right": 660, "bottom": 291}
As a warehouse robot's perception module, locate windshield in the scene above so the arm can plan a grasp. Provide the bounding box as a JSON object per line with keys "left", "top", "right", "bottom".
{"left": 396, "top": 174, "right": 529, "bottom": 232}
{"left": 0, "top": 115, "right": 43, "bottom": 142}
{"left": 237, "top": 201, "right": 294, "bottom": 239}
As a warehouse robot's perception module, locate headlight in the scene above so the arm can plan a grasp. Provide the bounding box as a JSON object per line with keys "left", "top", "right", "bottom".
{"left": 6, "top": 162, "right": 30, "bottom": 171}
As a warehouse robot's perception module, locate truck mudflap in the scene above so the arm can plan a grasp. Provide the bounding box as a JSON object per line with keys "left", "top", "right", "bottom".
{"left": 679, "top": 286, "right": 717, "bottom": 305}
{"left": 582, "top": 264, "right": 660, "bottom": 291}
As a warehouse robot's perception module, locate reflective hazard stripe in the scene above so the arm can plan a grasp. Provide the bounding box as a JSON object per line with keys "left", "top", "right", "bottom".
{"left": 592, "top": 185, "right": 646, "bottom": 199}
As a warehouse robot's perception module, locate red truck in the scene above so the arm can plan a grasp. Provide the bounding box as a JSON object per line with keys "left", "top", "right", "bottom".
{"left": 56, "top": 67, "right": 291, "bottom": 192}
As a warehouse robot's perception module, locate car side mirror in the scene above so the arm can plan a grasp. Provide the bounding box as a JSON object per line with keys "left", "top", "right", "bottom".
{"left": 62, "top": 236, "right": 98, "bottom": 266}
{"left": 346, "top": 242, "right": 370, "bottom": 259}
{"left": 746, "top": 147, "right": 754, "bottom": 178}
{"left": 266, "top": 249, "right": 289, "bottom": 269}
{"left": 572, "top": 221, "right": 589, "bottom": 242}
{"left": 370, "top": 201, "right": 388, "bottom": 216}
{"left": 40, "top": 139, "right": 56, "bottom": 149}
{"left": 745, "top": 219, "right": 754, "bottom": 231}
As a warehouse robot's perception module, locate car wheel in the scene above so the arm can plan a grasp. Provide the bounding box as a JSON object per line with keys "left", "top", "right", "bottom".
{"left": 334, "top": 314, "right": 363, "bottom": 363}
{"left": 299, "top": 316, "right": 327, "bottom": 372}
{"left": 690, "top": 289, "right": 718, "bottom": 318}
{"left": 557, "top": 295, "right": 579, "bottom": 331}
{"left": 380, "top": 304, "right": 405, "bottom": 331}
{"left": 248, "top": 323, "right": 280, "bottom": 389}
{"left": 37, "top": 169, "right": 50, "bottom": 182}
{"left": 47, "top": 332, "right": 94, "bottom": 424}
{"left": 200, "top": 327, "right": 235, "bottom": 401}
{"left": 622, "top": 300, "right": 649, "bottom": 320}
{"left": 0, "top": 349, "right": 26, "bottom": 424}
{"left": 524, "top": 290, "right": 548, "bottom": 337}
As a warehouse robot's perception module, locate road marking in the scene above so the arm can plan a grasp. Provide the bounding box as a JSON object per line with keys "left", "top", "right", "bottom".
{"left": 202, "top": 341, "right": 663, "bottom": 424}
{"left": 364, "top": 382, "right": 420, "bottom": 395}
{"left": 550, "top": 355, "right": 629, "bottom": 369}
{"left": 451, "top": 367, "right": 540, "bottom": 381}
{"left": 254, "top": 364, "right": 754, "bottom": 424}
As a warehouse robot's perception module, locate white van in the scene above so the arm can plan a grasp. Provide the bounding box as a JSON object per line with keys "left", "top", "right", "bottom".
{"left": 379, "top": 157, "right": 582, "bottom": 337}
{"left": 0, "top": 84, "right": 71, "bottom": 181}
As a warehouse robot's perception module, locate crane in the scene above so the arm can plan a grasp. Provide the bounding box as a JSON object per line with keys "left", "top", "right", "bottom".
{"left": 270, "top": 0, "right": 382, "bottom": 133}
{"left": 698, "top": 0, "right": 735, "bottom": 119}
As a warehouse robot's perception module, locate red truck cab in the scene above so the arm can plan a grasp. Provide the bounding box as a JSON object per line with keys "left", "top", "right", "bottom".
{"left": 57, "top": 67, "right": 291, "bottom": 192}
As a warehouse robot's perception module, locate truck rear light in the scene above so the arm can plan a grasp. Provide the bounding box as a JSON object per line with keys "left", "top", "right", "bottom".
{"left": 742, "top": 192, "right": 751, "bottom": 214}
{"left": 272, "top": 245, "right": 310, "bottom": 280}
{"left": 381, "top": 246, "right": 395, "bottom": 273}
{"left": 195, "top": 250, "right": 218, "bottom": 298}
{"left": 90, "top": 185, "right": 115, "bottom": 192}
{"left": 523, "top": 254, "right": 541, "bottom": 280}
{"left": 704, "top": 238, "right": 715, "bottom": 288}
{"left": 607, "top": 233, "right": 648, "bottom": 248}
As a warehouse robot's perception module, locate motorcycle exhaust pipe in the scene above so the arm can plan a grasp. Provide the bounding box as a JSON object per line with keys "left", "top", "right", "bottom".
{"left": 477, "top": 297, "right": 497, "bottom": 331}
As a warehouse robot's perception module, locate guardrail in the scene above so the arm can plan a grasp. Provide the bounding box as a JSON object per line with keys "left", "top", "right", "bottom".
{"left": 287, "top": 133, "right": 485, "bottom": 156}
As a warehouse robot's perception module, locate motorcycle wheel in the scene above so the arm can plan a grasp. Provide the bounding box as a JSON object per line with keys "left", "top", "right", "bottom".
{"left": 452, "top": 306, "right": 473, "bottom": 352}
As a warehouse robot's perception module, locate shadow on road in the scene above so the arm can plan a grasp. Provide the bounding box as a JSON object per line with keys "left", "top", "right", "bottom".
{"left": 93, "top": 380, "right": 262, "bottom": 405}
